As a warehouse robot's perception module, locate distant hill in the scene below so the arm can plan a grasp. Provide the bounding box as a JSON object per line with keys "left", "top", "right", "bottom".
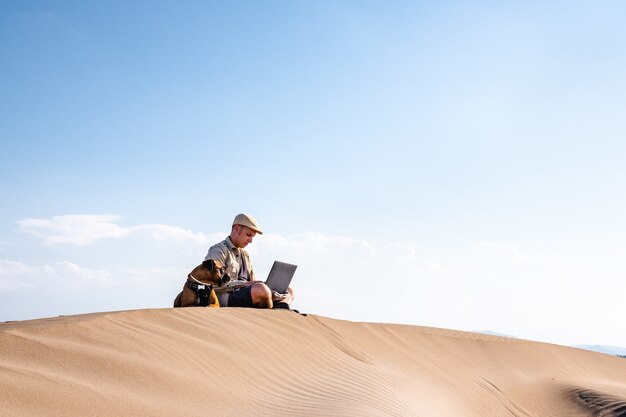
{"left": 474, "top": 334, "right": 626, "bottom": 358}
{"left": 573, "top": 345, "right": 626, "bottom": 356}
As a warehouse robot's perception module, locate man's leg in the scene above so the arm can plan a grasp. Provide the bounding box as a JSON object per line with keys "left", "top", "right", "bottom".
{"left": 228, "top": 283, "right": 273, "bottom": 308}
{"left": 250, "top": 282, "right": 273, "bottom": 308}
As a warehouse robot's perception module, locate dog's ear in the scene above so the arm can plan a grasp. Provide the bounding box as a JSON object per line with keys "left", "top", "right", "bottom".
{"left": 202, "top": 259, "right": 216, "bottom": 271}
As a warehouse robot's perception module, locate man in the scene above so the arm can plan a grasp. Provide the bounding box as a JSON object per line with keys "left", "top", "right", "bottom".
{"left": 204, "top": 213, "right": 294, "bottom": 309}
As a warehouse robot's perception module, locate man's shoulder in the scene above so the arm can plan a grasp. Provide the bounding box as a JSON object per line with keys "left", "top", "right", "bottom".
{"left": 205, "top": 238, "right": 230, "bottom": 261}
{"left": 209, "top": 238, "right": 228, "bottom": 250}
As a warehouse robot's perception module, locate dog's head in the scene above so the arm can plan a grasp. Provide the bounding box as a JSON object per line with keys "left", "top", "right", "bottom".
{"left": 189, "top": 259, "right": 229, "bottom": 286}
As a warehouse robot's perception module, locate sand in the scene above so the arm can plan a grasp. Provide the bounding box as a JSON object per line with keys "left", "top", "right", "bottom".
{"left": 1, "top": 308, "right": 625, "bottom": 417}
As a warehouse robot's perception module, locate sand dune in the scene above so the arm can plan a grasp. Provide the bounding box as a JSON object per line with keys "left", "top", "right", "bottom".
{"left": 1, "top": 308, "right": 625, "bottom": 417}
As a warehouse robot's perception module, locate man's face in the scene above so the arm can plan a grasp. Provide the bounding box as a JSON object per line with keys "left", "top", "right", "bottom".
{"left": 230, "top": 225, "right": 257, "bottom": 248}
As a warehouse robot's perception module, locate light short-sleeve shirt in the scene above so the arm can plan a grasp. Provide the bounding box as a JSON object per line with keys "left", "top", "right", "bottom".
{"left": 204, "top": 236, "right": 255, "bottom": 287}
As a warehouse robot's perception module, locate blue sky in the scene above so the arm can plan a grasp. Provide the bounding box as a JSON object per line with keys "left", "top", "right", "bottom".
{"left": 1, "top": 1, "right": 625, "bottom": 347}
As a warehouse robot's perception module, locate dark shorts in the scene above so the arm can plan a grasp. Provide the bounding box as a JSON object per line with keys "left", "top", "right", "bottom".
{"left": 227, "top": 285, "right": 254, "bottom": 307}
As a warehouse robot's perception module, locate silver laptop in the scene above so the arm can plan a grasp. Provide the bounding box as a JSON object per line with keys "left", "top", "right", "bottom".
{"left": 265, "top": 261, "right": 297, "bottom": 293}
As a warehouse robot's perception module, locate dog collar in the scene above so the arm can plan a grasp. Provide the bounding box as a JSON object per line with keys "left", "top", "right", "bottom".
{"left": 186, "top": 273, "right": 213, "bottom": 292}
{"left": 186, "top": 280, "right": 212, "bottom": 292}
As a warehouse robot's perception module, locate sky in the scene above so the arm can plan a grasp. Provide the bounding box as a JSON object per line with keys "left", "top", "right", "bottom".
{"left": 1, "top": 1, "right": 625, "bottom": 348}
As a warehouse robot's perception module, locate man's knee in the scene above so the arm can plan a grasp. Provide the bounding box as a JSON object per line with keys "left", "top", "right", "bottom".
{"left": 250, "top": 282, "right": 273, "bottom": 308}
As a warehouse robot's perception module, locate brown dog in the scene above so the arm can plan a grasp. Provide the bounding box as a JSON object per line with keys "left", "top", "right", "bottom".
{"left": 173, "top": 259, "right": 229, "bottom": 308}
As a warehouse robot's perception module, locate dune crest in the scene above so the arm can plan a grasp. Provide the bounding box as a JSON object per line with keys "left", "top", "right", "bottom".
{"left": 1, "top": 308, "right": 625, "bottom": 416}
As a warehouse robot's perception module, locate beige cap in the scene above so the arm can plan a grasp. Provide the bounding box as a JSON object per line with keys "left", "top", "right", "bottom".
{"left": 232, "top": 213, "right": 263, "bottom": 234}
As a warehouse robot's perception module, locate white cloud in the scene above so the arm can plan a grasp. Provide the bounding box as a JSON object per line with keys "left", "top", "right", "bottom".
{"left": 18, "top": 215, "right": 129, "bottom": 246}
{"left": 57, "top": 261, "right": 111, "bottom": 284}
{"left": 18, "top": 215, "right": 224, "bottom": 248}
{"left": 0, "top": 259, "right": 38, "bottom": 290}
{"left": 7, "top": 215, "right": 626, "bottom": 346}
{"left": 256, "top": 232, "right": 377, "bottom": 258}
{"left": 0, "top": 258, "right": 191, "bottom": 320}
{"left": 130, "top": 224, "right": 222, "bottom": 246}
{"left": 249, "top": 236, "right": 625, "bottom": 346}
{"left": 0, "top": 259, "right": 111, "bottom": 289}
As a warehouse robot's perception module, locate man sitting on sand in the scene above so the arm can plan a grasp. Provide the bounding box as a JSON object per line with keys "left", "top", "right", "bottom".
{"left": 204, "top": 213, "right": 294, "bottom": 309}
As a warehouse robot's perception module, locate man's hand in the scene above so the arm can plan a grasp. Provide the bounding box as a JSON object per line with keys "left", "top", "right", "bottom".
{"left": 271, "top": 287, "right": 295, "bottom": 305}
{"left": 271, "top": 290, "right": 289, "bottom": 301}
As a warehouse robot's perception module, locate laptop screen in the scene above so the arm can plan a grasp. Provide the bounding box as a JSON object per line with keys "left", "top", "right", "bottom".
{"left": 264, "top": 261, "right": 297, "bottom": 293}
